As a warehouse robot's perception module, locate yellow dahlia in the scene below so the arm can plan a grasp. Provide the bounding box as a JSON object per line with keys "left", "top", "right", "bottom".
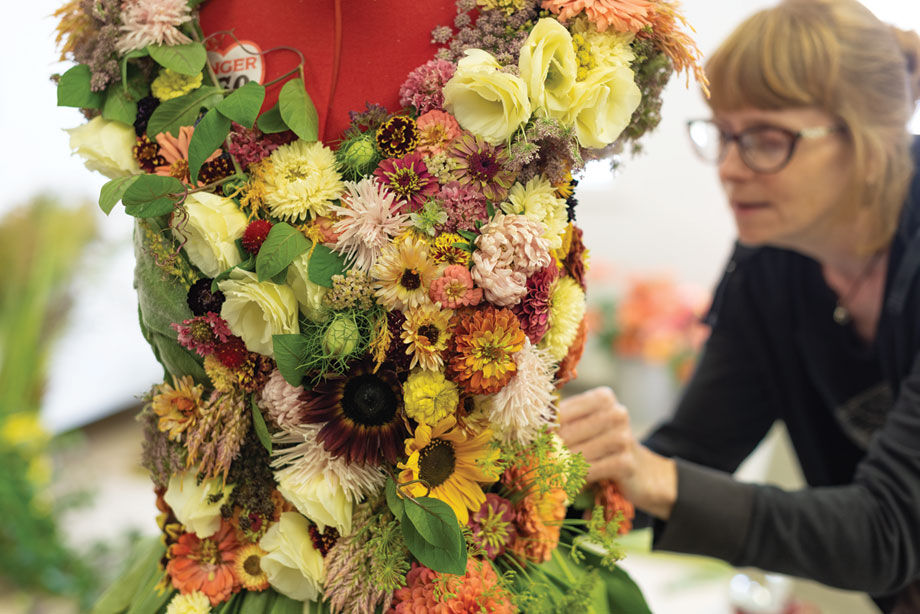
{"left": 232, "top": 543, "right": 270, "bottom": 591}
{"left": 539, "top": 276, "right": 586, "bottom": 362}
{"left": 447, "top": 307, "right": 526, "bottom": 395}
{"left": 398, "top": 416, "right": 499, "bottom": 525}
{"left": 403, "top": 369, "right": 460, "bottom": 425}
{"left": 371, "top": 237, "right": 438, "bottom": 312}
{"left": 151, "top": 375, "right": 205, "bottom": 442}
{"left": 262, "top": 140, "right": 344, "bottom": 222}
{"left": 401, "top": 303, "right": 454, "bottom": 371}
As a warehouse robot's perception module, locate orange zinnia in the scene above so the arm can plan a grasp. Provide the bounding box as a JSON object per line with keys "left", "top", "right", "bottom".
{"left": 154, "top": 125, "right": 221, "bottom": 186}
{"left": 167, "top": 519, "right": 241, "bottom": 605}
{"left": 541, "top": 0, "right": 655, "bottom": 34}
{"left": 447, "top": 307, "right": 526, "bottom": 395}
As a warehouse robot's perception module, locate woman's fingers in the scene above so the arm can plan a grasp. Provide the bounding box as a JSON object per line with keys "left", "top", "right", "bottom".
{"left": 559, "top": 386, "right": 618, "bottom": 424}
{"left": 558, "top": 387, "right": 629, "bottom": 448}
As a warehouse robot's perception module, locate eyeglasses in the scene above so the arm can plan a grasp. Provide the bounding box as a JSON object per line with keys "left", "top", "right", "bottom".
{"left": 686, "top": 119, "right": 842, "bottom": 174}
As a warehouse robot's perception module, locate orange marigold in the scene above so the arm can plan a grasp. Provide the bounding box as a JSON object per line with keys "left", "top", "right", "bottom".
{"left": 502, "top": 455, "right": 567, "bottom": 563}
{"left": 389, "top": 559, "right": 517, "bottom": 614}
{"left": 592, "top": 480, "right": 635, "bottom": 534}
{"left": 166, "top": 519, "right": 241, "bottom": 605}
{"left": 447, "top": 307, "right": 526, "bottom": 395}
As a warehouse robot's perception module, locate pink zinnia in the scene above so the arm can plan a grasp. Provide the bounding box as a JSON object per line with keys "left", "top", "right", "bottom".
{"left": 541, "top": 0, "right": 655, "bottom": 33}
{"left": 429, "top": 265, "right": 482, "bottom": 309}
{"left": 117, "top": 0, "right": 193, "bottom": 54}
{"left": 330, "top": 177, "right": 412, "bottom": 272}
{"left": 154, "top": 125, "right": 221, "bottom": 187}
{"left": 373, "top": 153, "right": 439, "bottom": 212}
{"left": 398, "top": 59, "right": 457, "bottom": 115}
{"left": 512, "top": 265, "right": 558, "bottom": 344}
{"left": 416, "top": 110, "right": 461, "bottom": 157}
{"left": 438, "top": 181, "right": 488, "bottom": 234}
{"left": 172, "top": 312, "right": 233, "bottom": 357}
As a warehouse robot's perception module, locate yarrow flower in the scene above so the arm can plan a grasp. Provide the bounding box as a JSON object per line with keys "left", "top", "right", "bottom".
{"left": 172, "top": 313, "right": 233, "bottom": 357}
{"left": 438, "top": 181, "right": 489, "bottom": 234}
{"left": 227, "top": 123, "right": 292, "bottom": 169}
{"left": 399, "top": 59, "right": 457, "bottom": 115}
{"left": 447, "top": 306, "right": 526, "bottom": 395}
{"left": 429, "top": 265, "right": 482, "bottom": 309}
{"left": 403, "top": 369, "right": 460, "bottom": 425}
{"left": 330, "top": 177, "right": 412, "bottom": 273}
{"left": 261, "top": 139, "right": 345, "bottom": 222}
{"left": 373, "top": 153, "right": 439, "bottom": 212}
{"left": 117, "top": 0, "right": 193, "bottom": 54}
{"left": 371, "top": 236, "right": 438, "bottom": 312}
{"left": 401, "top": 303, "right": 454, "bottom": 371}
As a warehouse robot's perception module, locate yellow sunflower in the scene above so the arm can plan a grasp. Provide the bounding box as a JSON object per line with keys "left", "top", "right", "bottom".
{"left": 232, "top": 543, "right": 269, "bottom": 591}
{"left": 398, "top": 416, "right": 499, "bottom": 525}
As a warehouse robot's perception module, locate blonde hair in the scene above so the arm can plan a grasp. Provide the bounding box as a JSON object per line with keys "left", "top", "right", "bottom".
{"left": 706, "top": 0, "right": 920, "bottom": 251}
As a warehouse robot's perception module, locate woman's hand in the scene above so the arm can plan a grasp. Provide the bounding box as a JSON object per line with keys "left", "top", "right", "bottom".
{"left": 558, "top": 386, "right": 678, "bottom": 520}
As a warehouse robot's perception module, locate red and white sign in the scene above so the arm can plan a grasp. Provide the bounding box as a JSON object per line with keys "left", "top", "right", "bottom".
{"left": 207, "top": 40, "right": 265, "bottom": 90}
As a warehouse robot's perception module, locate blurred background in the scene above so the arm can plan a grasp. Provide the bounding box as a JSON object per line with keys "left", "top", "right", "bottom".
{"left": 1, "top": 1, "right": 918, "bottom": 612}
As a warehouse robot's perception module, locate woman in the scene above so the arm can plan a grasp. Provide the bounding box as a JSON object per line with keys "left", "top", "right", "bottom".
{"left": 559, "top": 1, "right": 920, "bottom": 611}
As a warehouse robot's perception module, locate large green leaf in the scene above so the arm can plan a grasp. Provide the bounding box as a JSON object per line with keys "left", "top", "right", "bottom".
{"left": 102, "top": 86, "right": 139, "bottom": 125}
{"left": 401, "top": 497, "right": 467, "bottom": 575}
{"left": 218, "top": 81, "right": 266, "bottom": 128}
{"left": 272, "top": 334, "right": 309, "bottom": 386}
{"left": 278, "top": 78, "right": 318, "bottom": 141}
{"left": 256, "top": 103, "right": 288, "bottom": 134}
{"left": 385, "top": 477, "right": 404, "bottom": 518}
{"left": 146, "top": 85, "right": 222, "bottom": 140}
{"left": 99, "top": 176, "right": 141, "bottom": 215}
{"left": 91, "top": 538, "right": 164, "bottom": 614}
{"left": 120, "top": 49, "right": 149, "bottom": 89}
{"left": 306, "top": 244, "right": 346, "bottom": 288}
{"left": 255, "top": 222, "right": 309, "bottom": 282}
{"left": 57, "top": 64, "right": 104, "bottom": 109}
{"left": 123, "top": 175, "right": 185, "bottom": 218}
{"left": 271, "top": 594, "right": 309, "bottom": 614}
{"left": 188, "top": 107, "right": 231, "bottom": 181}
{"left": 147, "top": 42, "right": 208, "bottom": 76}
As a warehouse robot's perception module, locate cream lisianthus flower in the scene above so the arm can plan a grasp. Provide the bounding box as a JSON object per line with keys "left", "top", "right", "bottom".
{"left": 519, "top": 18, "right": 577, "bottom": 119}
{"left": 163, "top": 470, "right": 233, "bottom": 539}
{"left": 565, "top": 65, "right": 641, "bottom": 149}
{"left": 218, "top": 269, "right": 299, "bottom": 356}
{"left": 259, "top": 512, "right": 325, "bottom": 602}
{"left": 66, "top": 115, "right": 140, "bottom": 178}
{"left": 443, "top": 49, "right": 531, "bottom": 145}
{"left": 275, "top": 469, "right": 353, "bottom": 535}
{"left": 165, "top": 591, "right": 211, "bottom": 614}
{"left": 501, "top": 175, "right": 568, "bottom": 250}
{"left": 286, "top": 251, "right": 330, "bottom": 322}
{"left": 176, "top": 192, "right": 248, "bottom": 277}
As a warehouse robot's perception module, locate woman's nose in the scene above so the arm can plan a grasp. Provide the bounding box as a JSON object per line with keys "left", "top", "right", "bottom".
{"left": 718, "top": 140, "right": 757, "bottom": 183}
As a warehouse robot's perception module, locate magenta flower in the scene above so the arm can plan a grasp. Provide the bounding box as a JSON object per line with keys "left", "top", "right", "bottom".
{"left": 373, "top": 152, "right": 439, "bottom": 212}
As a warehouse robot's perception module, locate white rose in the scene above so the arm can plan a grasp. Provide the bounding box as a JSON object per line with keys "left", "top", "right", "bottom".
{"left": 163, "top": 470, "right": 232, "bottom": 539}
{"left": 443, "top": 49, "right": 531, "bottom": 145}
{"left": 286, "top": 251, "right": 330, "bottom": 322}
{"left": 565, "top": 65, "right": 642, "bottom": 149}
{"left": 66, "top": 115, "right": 140, "bottom": 178}
{"left": 519, "top": 18, "right": 577, "bottom": 119}
{"left": 218, "top": 269, "right": 299, "bottom": 356}
{"left": 259, "top": 512, "right": 325, "bottom": 602}
{"left": 176, "top": 192, "right": 248, "bottom": 278}
{"left": 276, "top": 469, "right": 353, "bottom": 535}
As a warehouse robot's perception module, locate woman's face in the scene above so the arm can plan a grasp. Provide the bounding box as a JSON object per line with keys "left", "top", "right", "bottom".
{"left": 714, "top": 107, "right": 854, "bottom": 251}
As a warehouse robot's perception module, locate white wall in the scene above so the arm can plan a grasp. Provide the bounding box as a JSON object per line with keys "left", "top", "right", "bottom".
{"left": 1, "top": 1, "right": 918, "bottom": 430}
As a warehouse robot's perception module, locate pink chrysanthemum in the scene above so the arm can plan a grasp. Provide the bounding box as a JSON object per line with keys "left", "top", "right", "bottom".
{"left": 429, "top": 265, "right": 482, "bottom": 309}
{"left": 398, "top": 59, "right": 457, "bottom": 115}
{"left": 373, "top": 153, "right": 439, "bottom": 212}
{"left": 259, "top": 369, "right": 304, "bottom": 430}
{"left": 330, "top": 177, "right": 412, "bottom": 272}
{"left": 471, "top": 213, "right": 552, "bottom": 307}
{"left": 171, "top": 312, "right": 233, "bottom": 357}
{"left": 512, "top": 265, "right": 557, "bottom": 344}
{"left": 490, "top": 339, "right": 557, "bottom": 444}
{"left": 438, "top": 181, "right": 489, "bottom": 234}
{"left": 154, "top": 125, "right": 221, "bottom": 187}
{"left": 541, "top": 0, "right": 655, "bottom": 33}
{"left": 117, "top": 0, "right": 193, "bottom": 54}
{"left": 389, "top": 559, "right": 516, "bottom": 614}
{"left": 449, "top": 133, "right": 517, "bottom": 203}
{"left": 469, "top": 493, "right": 517, "bottom": 560}
{"left": 416, "top": 110, "right": 461, "bottom": 157}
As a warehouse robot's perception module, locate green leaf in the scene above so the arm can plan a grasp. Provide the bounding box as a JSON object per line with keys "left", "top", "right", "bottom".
{"left": 307, "top": 244, "right": 346, "bottom": 288}
{"left": 256, "top": 103, "right": 288, "bottom": 134}
{"left": 102, "top": 86, "right": 139, "bottom": 125}
{"left": 256, "top": 223, "right": 310, "bottom": 282}
{"left": 123, "top": 175, "right": 184, "bottom": 218}
{"left": 271, "top": 594, "right": 308, "bottom": 614}
{"left": 187, "top": 0, "right": 207, "bottom": 7}
{"left": 210, "top": 256, "right": 255, "bottom": 293}
{"left": 99, "top": 176, "right": 140, "bottom": 215}
{"left": 279, "top": 78, "right": 319, "bottom": 141}
{"left": 218, "top": 81, "right": 266, "bottom": 128}
{"left": 57, "top": 64, "right": 104, "bottom": 109}
{"left": 188, "top": 107, "right": 231, "bottom": 181}
{"left": 486, "top": 201, "right": 496, "bottom": 218}
{"left": 147, "top": 85, "right": 222, "bottom": 140}
{"left": 251, "top": 395, "right": 273, "bottom": 454}
{"left": 402, "top": 510, "right": 467, "bottom": 575}
{"left": 91, "top": 538, "right": 164, "bottom": 614}
{"left": 120, "top": 49, "right": 149, "bottom": 87}
{"left": 147, "top": 42, "right": 207, "bottom": 76}
{"left": 385, "top": 477, "right": 404, "bottom": 518}
{"left": 457, "top": 229, "right": 478, "bottom": 242}
{"left": 272, "top": 334, "right": 309, "bottom": 386}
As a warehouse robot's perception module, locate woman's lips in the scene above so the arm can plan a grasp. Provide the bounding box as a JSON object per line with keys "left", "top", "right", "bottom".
{"left": 731, "top": 201, "right": 770, "bottom": 214}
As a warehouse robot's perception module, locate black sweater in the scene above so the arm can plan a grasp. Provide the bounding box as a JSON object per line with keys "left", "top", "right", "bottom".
{"left": 644, "top": 138, "right": 920, "bottom": 613}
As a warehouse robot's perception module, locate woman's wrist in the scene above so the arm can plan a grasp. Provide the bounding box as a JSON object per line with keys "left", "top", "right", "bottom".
{"left": 633, "top": 445, "right": 678, "bottom": 521}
